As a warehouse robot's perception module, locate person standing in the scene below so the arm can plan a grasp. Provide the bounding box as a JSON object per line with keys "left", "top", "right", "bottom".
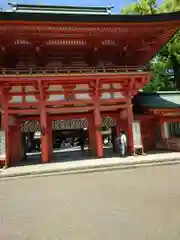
{"left": 117, "top": 130, "right": 127, "bottom": 157}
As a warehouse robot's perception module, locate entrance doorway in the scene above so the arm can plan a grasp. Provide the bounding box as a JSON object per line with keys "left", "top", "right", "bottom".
{"left": 20, "top": 118, "right": 90, "bottom": 165}
{"left": 19, "top": 114, "right": 124, "bottom": 165}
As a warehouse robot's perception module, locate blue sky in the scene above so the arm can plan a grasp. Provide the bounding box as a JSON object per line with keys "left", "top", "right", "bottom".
{"left": 1, "top": 0, "right": 163, "bottom": 13}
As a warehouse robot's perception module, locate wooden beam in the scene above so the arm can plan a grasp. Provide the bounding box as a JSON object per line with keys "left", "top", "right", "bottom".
{"left": 8, "top": 92, "right": 39, "bottom": 97}
{"left": 19, "top": 115, "right": 40, "bottom": 121}
{"left": 50, "top": 112, "right": 90, "bottom": 120}
{"left": 0, "top": 72, "right": 150, "bottom": 82}
{"left": 8, "top": 98, "right": 126, "bottom": 109}
{"left": 0, "top": 20, "right": 179, "bottom": 29}
{"left": 46, "top": 90, "right": 93, "bottom": 95}
{"left": 45, "top": 99, "right": 92, "bottom": 106}
{"left": 8, "top": 102, "right": 39, "bottom": 107}
{"left": 154, "top": 108, "right": 180, "bottom": 113}
{"left": 101, "top": 111, "right": 121, "bottom": 118}
{"left": 46, "top": 106, "right": 93, "bottom": 113}
{"left": 162, "top": 116, "right": 180, "bottom": 123}
{"left": 8, "top": 109, "right": 39, "bottom": 114}
{"left": 4, "top": 89, "right": 126, "bottom": 96}
{"left": 19, "top": 112, "right": 91, "bottom": 121}
{"left": 100, "top": 104, "right": 127, "bottom": 111}
{"left": 100, "top": 98, "right": 126, "bottom": 104}
{"left": 134, "top": 114, "right": 155, "bottom": 121}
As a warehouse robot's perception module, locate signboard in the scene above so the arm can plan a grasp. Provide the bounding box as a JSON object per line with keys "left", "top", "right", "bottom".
{"left": 132, "top": 121, "right": 143, "bottom": 149}
{"left": 0, "top": 131, "right": 6, "bottom": 160}
{"left": 163, "top": 122, "right": 169, "bottom": 138}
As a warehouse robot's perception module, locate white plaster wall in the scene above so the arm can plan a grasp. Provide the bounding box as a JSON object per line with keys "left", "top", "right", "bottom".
{"left": 74, "top": 84, "right": 90, "bottom": 99}
{"left": 101, "top": 83, "right": 110, "bottom": 89}
{"left": 113, "top": 83, "right": 121, "bottom": 89}
{"left": 100, "top": 92, "right": 124, "bottom": 99}
{"left": 113, "top": 92, "right": 124, "bottom": 99}
{"left": 75, "top": 84, "right": 89, "bottom": 90}
{"left": 48, "top": 94, "right": 64, "bottom": 101}
{"left": 75, "top": 94, "right": 91, "bottom": 100}
{"left": 25, "top": 96, "right": 37, "bottom": 102}
{"left": 101, "top": 93, "right": 111, "bottom": 99}
{"left": 25, "top": 86, "right": 36, "bottom": 92}
{"left": 48, "top": 85, "right": 63, "bottom": 91}
{"left": 100, "top": 83, "right": 124, "bottom": 99}
{"left": 10, "top": 86, "right": 22, "bottom": 92}
{"left": 10, "top": 96, "right": 22, "bottom": 103}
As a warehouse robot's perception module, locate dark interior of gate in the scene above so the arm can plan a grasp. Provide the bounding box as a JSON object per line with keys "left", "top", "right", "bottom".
{"left": 20, "top": 116, "right": 118, "bottom": 164}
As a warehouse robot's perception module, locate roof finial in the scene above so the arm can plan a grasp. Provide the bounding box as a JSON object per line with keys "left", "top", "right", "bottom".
{"left": 8, "top": 1, "right": 17, "bottom": 11}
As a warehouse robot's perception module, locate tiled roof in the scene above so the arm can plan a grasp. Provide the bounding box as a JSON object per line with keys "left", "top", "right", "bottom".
{"left": 134, "top": 92, "right": 180, "bottom": 109}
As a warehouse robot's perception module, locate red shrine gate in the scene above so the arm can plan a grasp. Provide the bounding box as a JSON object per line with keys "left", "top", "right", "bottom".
{"left": 1, "top": 72, "right": 150, "bottom": 166}
{"left": 0, "top": 7, "right": 179, "bottom": 166}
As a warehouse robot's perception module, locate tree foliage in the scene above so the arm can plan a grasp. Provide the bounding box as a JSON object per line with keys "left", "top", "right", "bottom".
{"left": 121, "top": 0, "right": 180, "bottom": 91}
{"left": 121, "top": 0, "right": 158, "bottom": 14}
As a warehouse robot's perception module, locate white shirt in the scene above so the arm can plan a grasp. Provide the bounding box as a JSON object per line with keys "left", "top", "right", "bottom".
{"left": 120, "top": 134, "right": 127, "bottom": 144}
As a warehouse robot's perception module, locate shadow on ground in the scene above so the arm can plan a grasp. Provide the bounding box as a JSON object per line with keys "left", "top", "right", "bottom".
{"left": 16, "top": 146, "right": 121, "bottom": 167}
{"left": 14, "top": 145, "right": 172, "bottom": 167}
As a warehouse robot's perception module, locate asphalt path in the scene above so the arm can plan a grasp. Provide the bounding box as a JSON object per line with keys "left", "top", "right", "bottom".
{"left": 1, "top": 164, "right": 180, "bottom": 240}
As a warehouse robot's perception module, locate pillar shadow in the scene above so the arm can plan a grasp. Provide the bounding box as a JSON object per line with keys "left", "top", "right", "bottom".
{"left": 15, "top": 145, "right": 120, "bottom": 167}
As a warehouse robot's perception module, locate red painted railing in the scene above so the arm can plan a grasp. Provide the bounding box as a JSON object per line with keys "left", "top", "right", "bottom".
{"left": 0, "top": 66, "right": 142, "bottom": 75}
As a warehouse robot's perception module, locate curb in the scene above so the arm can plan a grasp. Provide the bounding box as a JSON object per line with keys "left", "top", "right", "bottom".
{"left": 1, "top": 157, "right": 180, "bottom": 180}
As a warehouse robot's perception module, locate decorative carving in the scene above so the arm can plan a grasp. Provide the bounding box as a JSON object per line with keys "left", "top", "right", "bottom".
{"left": 21, "top": 118, "right": 117, "bottom": 132}
{"left": 62, "top": 84, "right": 75, "bottom": 101}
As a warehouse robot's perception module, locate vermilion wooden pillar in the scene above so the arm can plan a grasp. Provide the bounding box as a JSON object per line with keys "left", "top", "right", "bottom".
{"left": 88, "top": 115, "right": 93, "bottom": 153}
{"left": 48, "top": 118, "right": 53, "bottom": 160}
{"left": 115, "top": 112, "right": 121, "bottom": 137}
{"left": 127, "top": 98, "right": 134, "bottom": 155}
{"left": 1, "top": 91, "right": 9, "bottom": 167}
{"left": 40, "top": 105, "right": 49, "bottom": 163}
{"left": 93, "top": 82, "right": 103, "bottom": 158}
{"left": 13, "top": 119, "right": 21, "bottom": 164}
{"left": 8, "top": 126, "right": 13, "bottom": 165}
{"left": 93, "top": 110, "right": 103, "bottom": 157}
{"left": 88, "top": 114, "right": 97, "bottom": 155}
{"left": 9, "top": 126, "right": 15, "bottom": 164}
{"left": 8, "top": 123, "right": 19, "bottom": 165}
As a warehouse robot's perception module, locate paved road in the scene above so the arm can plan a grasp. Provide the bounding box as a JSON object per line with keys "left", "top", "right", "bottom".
{"left": 1, "top": 164, "right": 180, "bottom": 240}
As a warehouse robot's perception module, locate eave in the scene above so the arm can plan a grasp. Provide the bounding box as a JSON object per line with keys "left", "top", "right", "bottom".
{"left": 0, "top": 10, "right": 179, "bottom": 23}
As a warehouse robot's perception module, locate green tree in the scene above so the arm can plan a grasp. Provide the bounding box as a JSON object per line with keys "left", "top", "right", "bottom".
{"left": 121, "top": 0, "right": 158, "bottom": 15}
{"left": 160, "top": 0, "right": 180, "bottom": 13}
{"left": 143, "top": 58, "right": 175, "bottom": 91}
{"left": 121, "top": 0, "right": 180, "bottom": 91}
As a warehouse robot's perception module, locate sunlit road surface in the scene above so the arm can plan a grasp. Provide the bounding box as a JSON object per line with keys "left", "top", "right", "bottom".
{"left": 1, "top": 164, "right": 180, "bottom": 240}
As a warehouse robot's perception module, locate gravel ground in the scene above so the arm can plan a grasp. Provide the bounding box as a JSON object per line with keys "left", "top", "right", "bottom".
{"left": 1, "top": 164, "right": 180, "bottom": 240}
